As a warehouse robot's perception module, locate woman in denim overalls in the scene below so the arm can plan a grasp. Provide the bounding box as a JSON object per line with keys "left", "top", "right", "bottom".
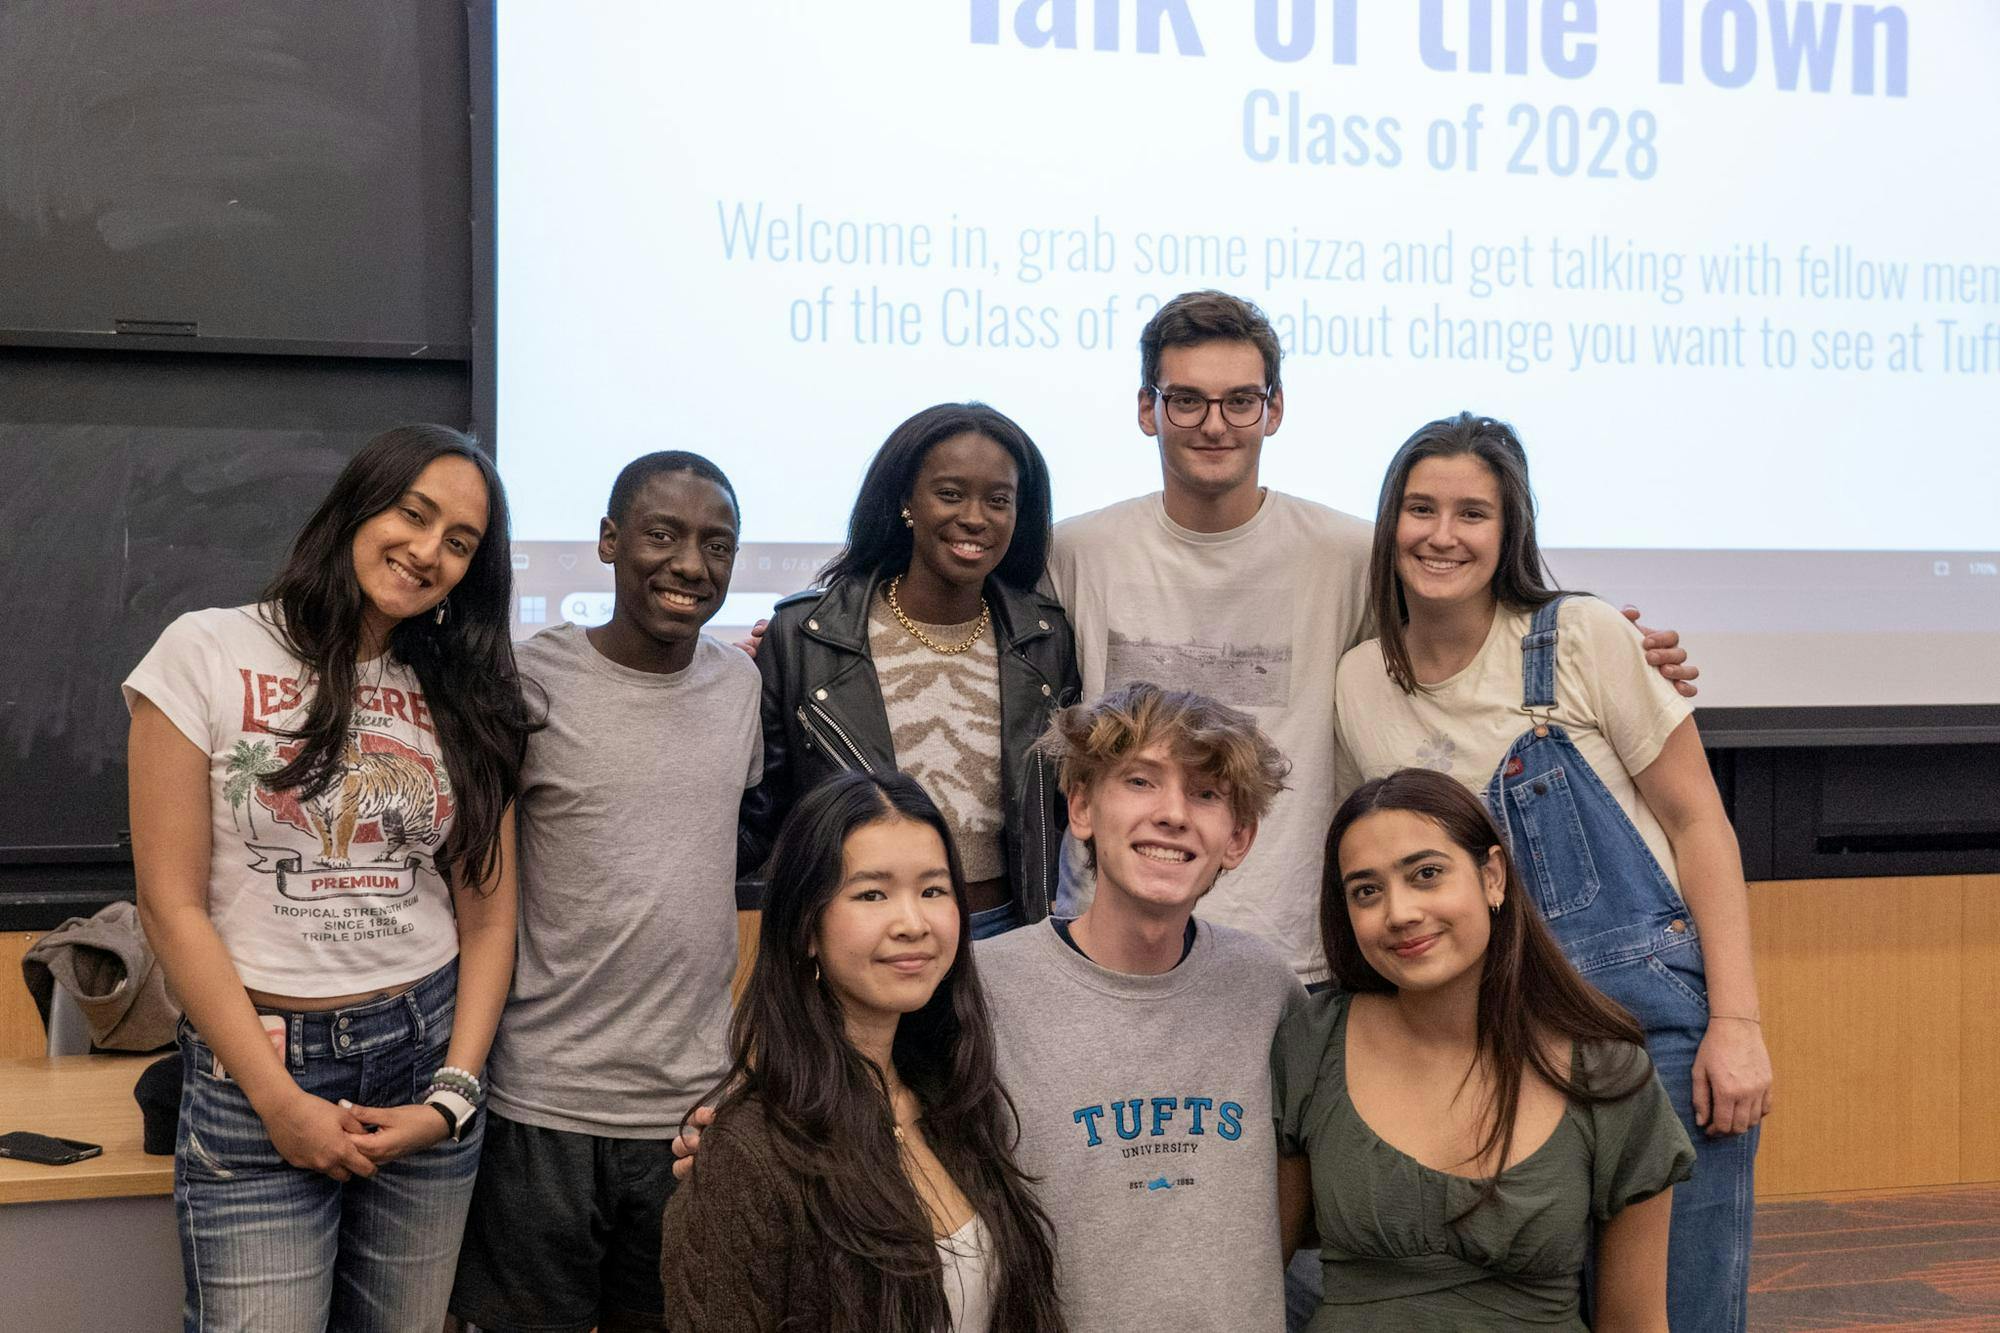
{"left": 1334, "top": 412, "right": 1774, "bottom": 1331}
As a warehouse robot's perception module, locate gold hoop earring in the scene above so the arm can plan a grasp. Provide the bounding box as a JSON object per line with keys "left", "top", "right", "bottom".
{"left": 813, "top": 960, "right": 821, "bottom": 983}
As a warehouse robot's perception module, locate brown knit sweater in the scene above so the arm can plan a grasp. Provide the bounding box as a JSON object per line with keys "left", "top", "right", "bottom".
{"left": 662, "top": 1098, "right": 825, "bottom": 1331}
{"left": 668, "top": 1097, "right": 956, "bottom": 1332}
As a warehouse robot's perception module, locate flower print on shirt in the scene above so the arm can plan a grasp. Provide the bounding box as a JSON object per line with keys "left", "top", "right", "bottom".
{"left": 1414, "top": 733, "right": 1456, "bottom": 773}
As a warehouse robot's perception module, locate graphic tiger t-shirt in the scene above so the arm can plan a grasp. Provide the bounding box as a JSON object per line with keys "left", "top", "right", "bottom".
{"left": 123, "top": 605, "right": 460, "bottom": 996}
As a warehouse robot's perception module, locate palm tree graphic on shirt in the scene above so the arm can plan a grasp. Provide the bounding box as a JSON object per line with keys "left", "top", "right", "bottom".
{"left": 222, "top": 739, "right": 282, "bottom": 835}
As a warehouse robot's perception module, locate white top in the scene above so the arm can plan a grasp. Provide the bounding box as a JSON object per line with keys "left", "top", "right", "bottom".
{"left": 1335, "top": 596, "right": 1694, "bottom": 887}
{"left": 122, "top": 606, "right": 460, "bottom": 994}
{"left": 938, "top": 1212, "right": 995, "bottom": 1333}
{"left": 1047, "top": 490, "right": 1374, "bottom": 981}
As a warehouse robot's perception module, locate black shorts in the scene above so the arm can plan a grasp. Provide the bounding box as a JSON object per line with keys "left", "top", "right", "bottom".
{"left": 450, "top": 1111, "right": 678, "bottom": 1333}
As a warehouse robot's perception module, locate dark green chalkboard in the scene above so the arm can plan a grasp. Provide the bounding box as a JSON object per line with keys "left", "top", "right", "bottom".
{"left": 0, "top": 0, "right": 469, "bottom": 356}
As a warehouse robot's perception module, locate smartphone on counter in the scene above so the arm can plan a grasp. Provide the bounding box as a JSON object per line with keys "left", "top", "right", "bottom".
{"left": 0, "top": 1131, "right": 104, "bottom": 1166}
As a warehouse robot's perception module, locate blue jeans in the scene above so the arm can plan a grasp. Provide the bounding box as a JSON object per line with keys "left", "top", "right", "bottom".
{"left": 173, "top": 958, "right": 481, "bottom": 1333}
{"left": 1486, "top": 596, "right": 1756, "bottom": 1332}
{"left": 969, "top": 900, "right": 1025, "bottom": 940}
{"left": 1585, "top": 937, "right": 1759, "bottom": 1332}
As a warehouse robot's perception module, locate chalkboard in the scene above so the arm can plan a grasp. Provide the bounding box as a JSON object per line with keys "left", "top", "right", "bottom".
{"left": 0, "top": 338, "right": 478, "bottom": 863}
{"left": 0, "top": 0, "right": 469, "bottom": 355}
{"left": 0, "top": 0, "right": 474, "bottom": 870}
{"left": 0, "top": 422, "right": 356, "bottom": 856}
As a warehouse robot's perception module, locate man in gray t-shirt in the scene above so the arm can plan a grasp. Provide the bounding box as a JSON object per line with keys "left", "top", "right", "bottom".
{"left": 450, "top": 454, "right": 760, "bottom": 1333}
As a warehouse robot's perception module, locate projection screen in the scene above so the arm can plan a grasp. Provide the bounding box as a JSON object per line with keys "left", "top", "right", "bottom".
{"left": 488, "top": 0, "right": 2000, "bottom": 710}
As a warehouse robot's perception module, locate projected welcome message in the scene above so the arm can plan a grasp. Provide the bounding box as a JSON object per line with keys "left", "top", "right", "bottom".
{"left": 708, "top": 5, "right": 1984, "bottom": 386}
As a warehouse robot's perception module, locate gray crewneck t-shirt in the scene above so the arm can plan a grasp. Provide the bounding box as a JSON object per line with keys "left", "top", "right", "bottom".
{"left": 485, "top": 624, "right": 761, "bottom": 1137}
{"left": 976, "top": 917, "right": 1303, "bottom": 1331}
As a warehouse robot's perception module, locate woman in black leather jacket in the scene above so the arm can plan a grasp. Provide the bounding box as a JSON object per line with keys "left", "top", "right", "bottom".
{"left": 741, "top": 403, "right": 1080, "bottom": 936}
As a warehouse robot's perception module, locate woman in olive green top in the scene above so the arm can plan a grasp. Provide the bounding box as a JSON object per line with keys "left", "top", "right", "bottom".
{"left": 1275, "top": 769, "right": 1694, "bottom": 1330}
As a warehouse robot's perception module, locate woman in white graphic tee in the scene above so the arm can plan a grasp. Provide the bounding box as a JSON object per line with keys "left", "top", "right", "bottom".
{"left": 124, "top": 424, "right": 537, "bottom": 1330}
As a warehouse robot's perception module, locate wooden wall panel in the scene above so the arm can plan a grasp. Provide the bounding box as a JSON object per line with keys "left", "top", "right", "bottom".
{"left": 1747, "top": 878, "right": 1962, "bottom": 1197}
{"left": 1960, "top": 874, "right": 2000, "bottom": 1182}
{"left": 0, "top": 932, "right": 48, "bottom": 1059}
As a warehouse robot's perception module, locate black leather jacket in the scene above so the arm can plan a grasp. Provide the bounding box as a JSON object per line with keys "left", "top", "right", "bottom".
{"left": 739, "top": 573, "right": 1081, "bottom": 923}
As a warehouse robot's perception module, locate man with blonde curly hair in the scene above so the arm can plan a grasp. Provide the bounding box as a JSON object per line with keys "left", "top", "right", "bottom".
{"left": 972, "top": 680, "right": 1304, "bottom": 1330}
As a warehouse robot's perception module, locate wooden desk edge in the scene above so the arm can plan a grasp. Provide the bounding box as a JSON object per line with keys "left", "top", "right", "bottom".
{"left": 0, "top": 1163, "right": 173, "bottom": 1205}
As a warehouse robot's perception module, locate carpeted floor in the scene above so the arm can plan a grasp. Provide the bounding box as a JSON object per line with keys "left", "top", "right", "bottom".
{"left": 1752, "top": 1187, "right": 2000, "bottom": 1329}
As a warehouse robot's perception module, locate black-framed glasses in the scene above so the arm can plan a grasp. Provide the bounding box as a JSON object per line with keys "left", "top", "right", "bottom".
{"left": 1152, "top": 386, "right": 1271, "bottom": 429}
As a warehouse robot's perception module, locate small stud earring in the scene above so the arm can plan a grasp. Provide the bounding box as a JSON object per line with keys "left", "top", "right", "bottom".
{"left": 434, "top": 598, "right": 449, "bottom": 626}
{"left": 900, "top": 507, "right": 914, "bottom": 529}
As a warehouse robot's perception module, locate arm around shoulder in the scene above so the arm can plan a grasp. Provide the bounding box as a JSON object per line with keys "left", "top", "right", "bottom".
{"left": 661, "top": 1106, "right": 803, "bottom": 1333}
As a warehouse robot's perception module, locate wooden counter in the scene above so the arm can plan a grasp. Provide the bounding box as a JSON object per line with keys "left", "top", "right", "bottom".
{"left": 0, "top": 1054, "right": 174, "bottom": 1205}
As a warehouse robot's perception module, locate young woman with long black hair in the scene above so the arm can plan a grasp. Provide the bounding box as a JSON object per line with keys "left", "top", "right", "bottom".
{"left": 126, "top": 424, "right": 537, "bottom": 1331}
{"left": 1334, "top": 412, "right": 1773, "bottom": 1329}
{"left": 741, "top": 403, "right": 1079, "bottom": 938}
{"left": 1276, "top": 768, "right": 1694, "bottom": 1330}
{"left": 665, "top": 770, "right": 1065, "bottom": 1333}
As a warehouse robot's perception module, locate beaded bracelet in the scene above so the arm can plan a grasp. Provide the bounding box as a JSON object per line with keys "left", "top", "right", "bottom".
{"left": 427, "top": 1066, "right": 484, "bottom": 1104}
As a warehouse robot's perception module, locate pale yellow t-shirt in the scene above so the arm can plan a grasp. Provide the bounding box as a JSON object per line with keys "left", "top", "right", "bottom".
{"left": 1335, "top": 596, "right": 1693, "bottom": 890}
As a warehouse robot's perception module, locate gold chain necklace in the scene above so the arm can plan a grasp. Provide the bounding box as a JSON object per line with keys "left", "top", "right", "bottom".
{"left": 886, "top": 575, "right": 989, "bottom": 655}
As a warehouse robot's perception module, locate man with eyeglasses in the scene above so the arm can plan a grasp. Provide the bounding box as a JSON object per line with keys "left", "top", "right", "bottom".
{"left": 1044, "top": 289, "right": 1372, "bottom": 993}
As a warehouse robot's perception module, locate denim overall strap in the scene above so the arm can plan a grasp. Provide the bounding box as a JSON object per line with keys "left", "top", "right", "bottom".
{"left": 1519, "top": 595, "right": 1568, "bottom": 710}
{"left": 1478, "top": 595, "right": 1570, "bottom": 880}
{"left": 1487, "top": 595, "right": 1687, "bottom": 953}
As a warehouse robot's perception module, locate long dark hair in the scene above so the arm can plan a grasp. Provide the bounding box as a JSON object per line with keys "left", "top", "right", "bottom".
{"left": 819, "top": 402, "right": 1055, "bottom": 593}
{"left": 261, "top": 424, "right": 539, "bottom": 891}
{"left": 1322, "top": 769, "right": 1652, "bottom": 1216}
{"left": 705, "top": 771, "right": 1064, "bottom": 1333}
{"left": 1368, "top": 411, "right": 1566, "bottom": 693}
